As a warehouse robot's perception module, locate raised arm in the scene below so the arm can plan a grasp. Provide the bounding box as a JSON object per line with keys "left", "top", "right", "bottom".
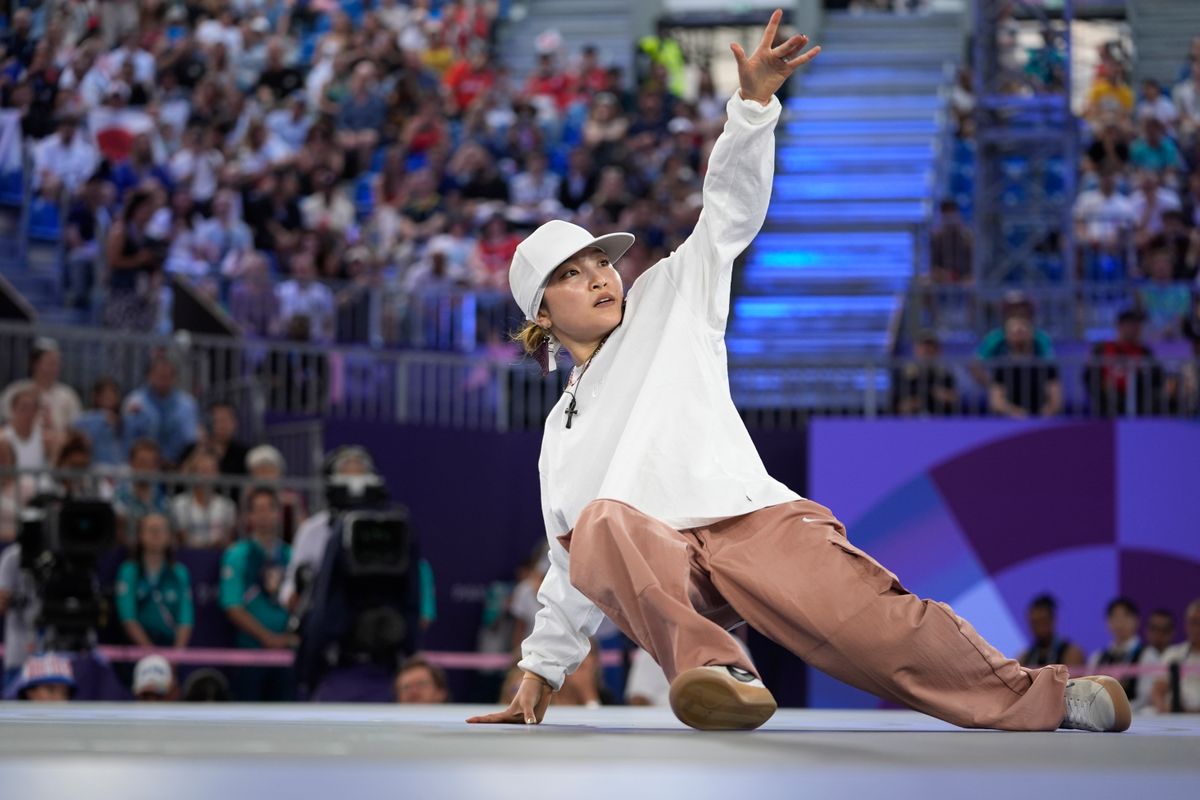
{"left": 664, "top": 10, "right": 819, "bottom": 332}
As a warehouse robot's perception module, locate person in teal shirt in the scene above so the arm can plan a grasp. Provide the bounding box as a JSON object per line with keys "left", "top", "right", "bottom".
{"left": 220, "top": 487, "right": 295, "bottom": 650}
{"left": 115, "top": 513, "right": 194, "bottom": 648}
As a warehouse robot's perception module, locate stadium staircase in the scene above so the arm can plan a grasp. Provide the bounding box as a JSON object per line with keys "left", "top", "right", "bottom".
{"left": 1129, "top": 0, "right": 1200, "bottom": 88}
{"left": 496, "top": 0, "right": 640, "bottom": 81}
{"left": 727, "top": 10, "right": 962, "bottom": 410}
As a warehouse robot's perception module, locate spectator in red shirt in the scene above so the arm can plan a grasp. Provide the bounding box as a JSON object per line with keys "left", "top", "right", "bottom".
{"left": 524, "top": 52, "right": 573, "bottom": 117}
{"left": 469, "top": 213, "right": 520, "bottom": 291}
{"left": 1086, "top": 309, "right": 1165, "bottom": 416}
{"left": 444, "top": 43, "right": 495, "bottom": 115}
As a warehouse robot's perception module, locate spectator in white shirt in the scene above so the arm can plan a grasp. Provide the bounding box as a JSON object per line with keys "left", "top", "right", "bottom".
{"left": 1131, "top": 170, "right": 1182, "bottom": 245}
{"left": 1136, "top": 79, "right": 1179, "bottom": 136}
{"left": 300, "top": 166, "right": 355, "bottom": 236}
{"left": 508, "top": 152, "right": 561, "bottom": 224}
{"left": 0, "top": 387, "right": 58, "bottom": 472}
{"left": 1074, "top": 171, "right": 1136, "bottom": 250}
{"left": 1171, "top": 61, "right": 1200, "bottom": 144}
{"left": 0, "top": 338, "right": 82, "bottom": 435}
{"left": 171, "top": 448, "right": 237, "bottom": 549}
{"left": 276, "top": 250, "right": 335, "bottom": 342}
{"left": 33, "top": 114, "right": 99, "bottom": 197}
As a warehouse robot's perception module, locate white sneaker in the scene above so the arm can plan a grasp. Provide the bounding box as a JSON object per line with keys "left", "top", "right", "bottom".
{"left": 1061, "top": 675, "right": 1132, "bottom": 732}
{"left": 668, "top": 665, "right": 778, "bottom": 731}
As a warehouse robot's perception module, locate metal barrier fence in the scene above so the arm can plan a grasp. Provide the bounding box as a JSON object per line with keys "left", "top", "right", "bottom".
{"left": 0, "top": 467, "right": 325, "bottom": 547}
{"left": 905, "top": 281, "right": 1157, "bottom": 344}
{"left": 0, "top": 323, "right": 1195, "bottom": 436}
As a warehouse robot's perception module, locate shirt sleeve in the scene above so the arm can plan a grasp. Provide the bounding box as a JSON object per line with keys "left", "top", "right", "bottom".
{"left": 218, "top": 544, "right": 247, "bottom": 610}
{"left": 175, "top": 564, "right": 195, "bottom": 627}
{"left": 114, "top": 561, "right": 137, "bottom": 622}
{"left": 516, "top": 537, "right": 606, "bottom": 691}
{"left": 653, "top": 91, "right": 782, "bottom": 333}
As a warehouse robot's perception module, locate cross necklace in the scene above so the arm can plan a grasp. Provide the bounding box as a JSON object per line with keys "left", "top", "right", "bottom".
{"left": 563, "top": 331, "right": 613, "bottom": 429}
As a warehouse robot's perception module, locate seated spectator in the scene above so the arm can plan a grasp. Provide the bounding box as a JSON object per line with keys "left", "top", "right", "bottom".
{"left": 1136, "top": 79, "right": 1179, "bottom": 136}
{"left": 110, "top": 133, "right": 173, "bottom": 202}
{"left": 64, "top": 175, "right": 113, "bottom": 311}
{"left": 132, "top": 654, "right": 179, "bottom": 702}
{"left": 1, "top": 338, "right": 82, "bottom": 435}
{"left": 1136, "top": 238, "right": 1192, "bottom": 340}
{"left": 1085, "top": 310, "right": 1165, "bottom": 416}
{"left": 891, "top": 332, "right": 958, "bottom": 417}
{"left": 182, "top": 668, "right": 233, "bottom": 702}
{"left": 0, "top": 539, "right": 39, "bottom": 686}
{"left": 987, "top": 317, "right": 1062, "bottom": 418}
{"left": 1, "top": 386, "right": 59, "bottom": 472}
{"left": 244, "top": 445, "right": 306, "bottom": 543}
{"left": 1130, "top": 117, "right": 1183, "bottom": 177}
{"left": 395, "top": 656, "right": 450, "bottom": 703}
{"left": 220, "top": 487, "right": 295, "bottom": 651}
{"left": 171, "top": 448, "right": 236, "bottom": 549}
{"left": 1172, "top": 61, "right": 1200, "bottom": 143}
{"left": 197, "top": 189, "right": 254, "bottom": 277}
{"left": 469, "top": 213, "right": 520, "bottom": 291}
{"left": 229, "top": 251, "right": 281, "bottom": 337}
{"left": 1152, "top": 599, "right": 1200, "bottom": 713}
{"left": 6, "top": 653, "right": 75, "bottom": 702}
{"left": 928, "top": 199, "right": 973, "bottom": 284}
{"left": 1074, "top": 170, "right": 1135, "bottom": 257}
{"left": 32, "top": 111, "right": 98, "bottom": 197}
{"left": 1018, "top": 594, "right": 1085, "bottom": 668}
{"left": 122, "top": 353, "right": 200, "bottom": 466}
{"left": 1084, "top": 63, "right": 1134, "bottom": 130}
{"left": 300, "top": 166, "right": 355, "bottom": 237}
{"left": 1131, "top": 170, "right": 1182, "bottom": 248}
{"left": 1084, "top": 123, "right": 1131, "bottom": 175}
{"left": 103, "top": 188, "right": 165, "bottom": 332}
{"left": 508, "top": 151, "right": 561, "bottom": 225}
{"left": 115, "top": 512, "right": 194, "bottom": 648}
{"left": 0, "top": 438, "right": 35, "bottom": 543}
{"left": 73, "top": 378, "right": 126, "bottom": 468}
{"left": 1089, "top": 596, "right": 1158, "bottom": 712}
{"left": 113, "top": 439, "right": 171, "bottom": 546}
{"left": 336, "top": 61, "right": 386, "bottom": 173}
{"left": 276, "top": 251, "right": 335, "bottom": 343}
{"left": 1146, "top": 609, "right": 1177, "bottom": 656}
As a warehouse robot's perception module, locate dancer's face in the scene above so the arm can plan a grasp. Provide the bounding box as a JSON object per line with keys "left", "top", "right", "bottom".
{"left": 538, "top": 247, "right": 624, "bottom": 345}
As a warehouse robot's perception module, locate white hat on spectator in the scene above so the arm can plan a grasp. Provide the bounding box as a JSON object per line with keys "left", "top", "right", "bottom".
{"left": 246, "top": 444, "right": 286, "bottom": 473}
{"left": 133, "top": 655, "right": 174, "bottom": 697}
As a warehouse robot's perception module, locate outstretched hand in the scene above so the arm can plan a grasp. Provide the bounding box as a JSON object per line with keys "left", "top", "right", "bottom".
{"left": 466, "top": 672, "right": 553, "bottom": 725}
{"left": 731, "top": 8, "right": 821, "bottom": 106}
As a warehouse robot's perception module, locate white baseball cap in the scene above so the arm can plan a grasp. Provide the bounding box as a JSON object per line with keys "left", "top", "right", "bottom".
{"left": 133, "top": 655, "right": 174, "bottom": 697}
{"left": 508, "top": 220, "right": 635, "bottom": 325}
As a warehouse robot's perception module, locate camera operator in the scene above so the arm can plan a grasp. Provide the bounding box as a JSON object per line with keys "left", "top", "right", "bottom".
{"left": 279, "top": 447, "right": 374, "bottom": 615}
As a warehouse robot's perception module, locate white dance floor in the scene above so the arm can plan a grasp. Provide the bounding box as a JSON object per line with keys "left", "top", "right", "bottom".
{"left": 1, "top": 704, "right": 1197, "bottom": 799}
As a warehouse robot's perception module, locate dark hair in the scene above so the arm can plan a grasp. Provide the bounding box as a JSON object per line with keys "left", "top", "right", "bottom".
{"left": 133, "top": 512, "right": 176, "bottom": 575}
{"left": 246, "top": 485, "right": 279, "bottom": 509}
{"left": 1106, "top": 596, "right": 1140, "bottom": 618}
{"left": 1029, "top": 593, "right": 1058, "bottom": 614}
{"left": 398, "top": 656, "right": 449, "bottom": 693}
{"left": 56, "top": 431, "right": 92, "bottom": 466}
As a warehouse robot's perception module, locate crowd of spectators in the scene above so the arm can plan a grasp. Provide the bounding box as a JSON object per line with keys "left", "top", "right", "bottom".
{"left": 1017, "top": 593, "right": 1200, "bottom": 715}
{"left": 0, "top": 0, "right": 726, "bottom": 351}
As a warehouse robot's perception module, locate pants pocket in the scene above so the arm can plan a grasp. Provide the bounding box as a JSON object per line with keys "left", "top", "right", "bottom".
{"left": 825, "top": 531, "right": 907, "bottom": 595}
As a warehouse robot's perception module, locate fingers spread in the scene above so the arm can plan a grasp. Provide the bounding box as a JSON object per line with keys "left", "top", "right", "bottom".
{"left": 758, "top": 8, "right": 783, "bottom": 51}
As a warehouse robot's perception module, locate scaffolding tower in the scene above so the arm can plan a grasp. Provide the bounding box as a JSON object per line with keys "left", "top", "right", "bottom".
{"left": 971, "top": 0, "right": 1078, "bottom": 284}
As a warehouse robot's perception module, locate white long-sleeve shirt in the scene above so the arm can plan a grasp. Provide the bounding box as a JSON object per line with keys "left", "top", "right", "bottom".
{"left": 518, "top": 93, "right": 802, "bottom": 689}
